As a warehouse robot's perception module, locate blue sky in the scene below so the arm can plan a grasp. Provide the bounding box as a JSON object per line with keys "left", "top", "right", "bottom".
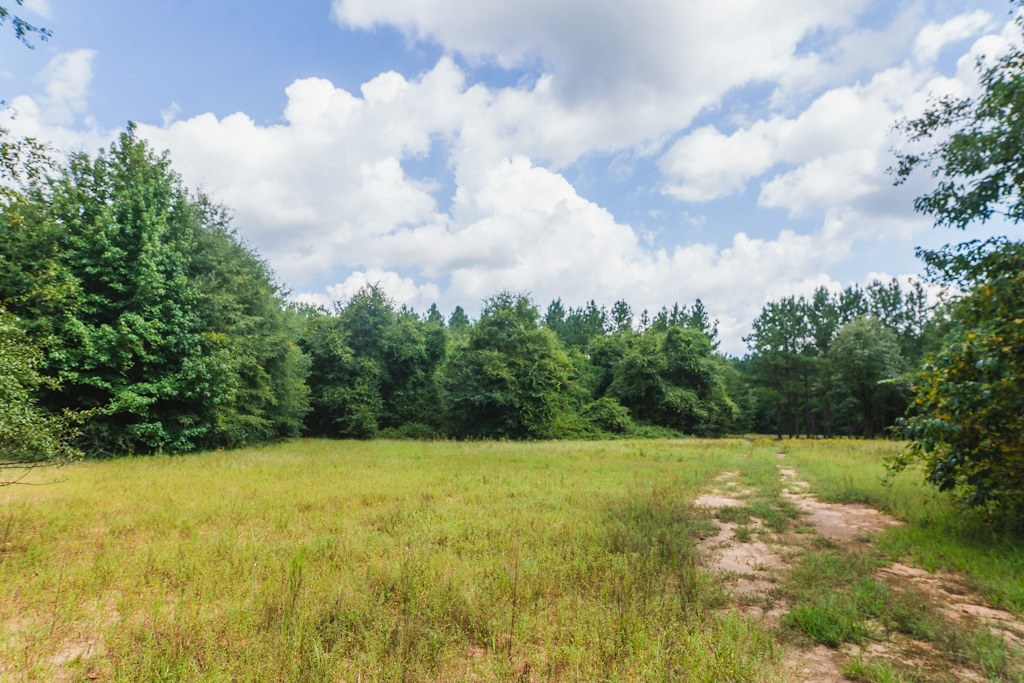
{"left": 1, "top": 0, "right": 1019, "bottom": 353}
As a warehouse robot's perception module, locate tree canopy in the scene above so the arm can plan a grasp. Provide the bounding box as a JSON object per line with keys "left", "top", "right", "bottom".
{"left": 889, "top": 7, "right": 1024, "bottom": 522}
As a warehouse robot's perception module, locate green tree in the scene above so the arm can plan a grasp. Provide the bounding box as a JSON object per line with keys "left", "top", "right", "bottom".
{"left": 0, "top": 312, "right": 79, "bottom": 480}
{"left": 448, "top": 305, "right": 470, "bottom": 332}
{"left": 300, "top": 285, "right": 444, "bottom": 439}
{"left": 1, "top": 127, "right": 309, "bottom": 454}
{"left": 830, "top": 317, "right": 907, "bottom": 438}
{"left": 187, "top": 199, "right": 310, "bottom": 447}
{"left": 744, "top": 297, "right": 811, "bottom": 438}
{"left": 443, "top": 292, "right": 576, "bottom": 439}
{"left": 608, "top": 326, "right": 735, "bottom": 436}
{"left": 889, "top": 4, "right": 1024, "bottom": 519}
{"left": 610, "top": 299, "right": 633, "bottom": 334}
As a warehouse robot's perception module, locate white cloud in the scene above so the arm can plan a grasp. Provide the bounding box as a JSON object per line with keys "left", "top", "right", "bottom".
{"left": 5, "top": 5, "right": 1019, "bottom": 356}
{"left": 35, "top": 49, "right": 96, "bottom": 126}
{"left": 660, "top": 125, "right": 775, "bottom": 202}
{"left": 660, "top": 14, "right": 1012, "bottom": 219}
{"left": 20, "top": 0, "right": 52, "bottom": 20}
{"left": 328, "top": 270, "right": 442, "bottom": 310}
{"left": 914, "top": 10, "right": 995, "bottom": 64}
{"left": 3, "top": 50, "right": 110, "bottom": 153}
{"left": 333, "top": 0, "right": 869, "bottom": 158}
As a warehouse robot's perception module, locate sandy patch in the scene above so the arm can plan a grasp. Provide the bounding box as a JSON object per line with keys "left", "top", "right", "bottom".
{"left": 784, "top": 644, "right": 849, "bottom": 682}
{"left": 879, "top": 562, "right": 1024, "bottom": 646}
{"left": 695, "top": 475, "right": 787, "bottom": 617}
{"left": 778, "top": 466, "right": 901, "bottom": 545}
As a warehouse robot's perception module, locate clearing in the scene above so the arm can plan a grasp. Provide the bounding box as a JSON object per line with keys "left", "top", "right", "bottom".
{"left": 1, "top": 438, "right": 1022, "bottom": 681}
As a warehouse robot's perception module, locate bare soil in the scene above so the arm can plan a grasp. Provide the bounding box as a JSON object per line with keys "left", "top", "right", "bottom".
{"left": 696, "top": 453, "right": 1022, "bottom": 682}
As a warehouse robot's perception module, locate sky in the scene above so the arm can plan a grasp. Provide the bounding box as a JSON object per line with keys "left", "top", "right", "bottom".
{"left": 1, "top": 0, "right": 1021, "bottom": 354}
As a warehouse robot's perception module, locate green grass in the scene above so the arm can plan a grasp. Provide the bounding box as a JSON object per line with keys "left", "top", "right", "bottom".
{"left": 3, "top": 437, "right": 1022, "bottom": 681}
{"left": 842, "top": 656, "right": 921, "bottom": 683}
{"left": 781, "top": 438, "right": 1024, "bottom": 613}
{"left": 0, "top": 438, "right": 787, "bottom": 682}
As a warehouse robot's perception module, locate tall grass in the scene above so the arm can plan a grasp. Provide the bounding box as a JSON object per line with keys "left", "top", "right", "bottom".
{"left": 0, "top": 439, "right": 786, "bottom": 681}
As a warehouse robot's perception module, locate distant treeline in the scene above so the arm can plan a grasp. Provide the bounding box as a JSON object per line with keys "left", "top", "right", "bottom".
{"left": 1, "top": 129, "right": 936, "bottom": 456}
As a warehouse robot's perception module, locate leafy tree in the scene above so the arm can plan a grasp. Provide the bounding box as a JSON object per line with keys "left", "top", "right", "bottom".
{"left": 1, "top": 127, "right": 309, "bottom": 454}
{"left": 448, "top": 305, "right": 470, "bottom": 332}
{"left": 892, "top": 241, "right": 1024, "bottom": 516}
{"left": 443, "top": 292, "right": 576, "bottom": 439}
{"left": 889, "top": 5, "right": 1024, "bottom": 518}
{"left": 608, "top": 326, "right": 735, "bottom": 436}
{"left": 543, "top": 298, "right": 567, "bottom": 337}
{"left": 610, "top": 300, "right": 633, "bottom": 334}
{"left": 560, "top": 300, "right": 608, "bottom": 349}
{"left": 0, "top": 312, "right": 79, "bottom": 481}
{"left": 301, "top": 285, "right": 444, "bottom": 438}
{"left": 187, "top": 199, "right": 310, "bottom": 447}
{"left": 744, "top": 297, "right": 811, "bottom": 437}
{"left": 830, "top": 317, "right": 907, "bottom": 438}
{"left": 424, "top": 303, "right": 445, "bottom": 326}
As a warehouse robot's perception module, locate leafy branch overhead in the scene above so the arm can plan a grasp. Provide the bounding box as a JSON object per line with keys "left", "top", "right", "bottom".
{"left": 889, "top": 5, "right": 1024, "bottom": 521}
{"left": 0, "top": 1, "right": 50, "bottom": 47}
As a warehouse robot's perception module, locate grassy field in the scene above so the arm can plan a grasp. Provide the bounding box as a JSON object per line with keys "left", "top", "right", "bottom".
{"left": 0, "top": 438, "right": 1021, "bottom": 681}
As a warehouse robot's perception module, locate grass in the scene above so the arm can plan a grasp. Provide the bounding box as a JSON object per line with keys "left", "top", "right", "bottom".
{"left": 778, "top": 439, "right": 1024, "bottom": 682}
{"left": 781, "top": 438, "right": 1024, "bottom": 613}
{"left": 3, "top": 436, "right": 1022, "bottom": 681}
{"left": 842, "top": 656, "right": 921, "bottom": 682}
{"left": 0, "top": 438, "right": 786, "bottom": 682}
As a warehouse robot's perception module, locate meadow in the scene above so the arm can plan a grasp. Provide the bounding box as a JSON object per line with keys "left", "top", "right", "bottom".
{"left": 1, "top": 438, "right": 1021, "bottom": 682}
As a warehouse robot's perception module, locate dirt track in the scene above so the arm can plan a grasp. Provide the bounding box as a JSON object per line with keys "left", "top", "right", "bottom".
{"left": 696, "top": 454, "right": 1024, "bottom": 682}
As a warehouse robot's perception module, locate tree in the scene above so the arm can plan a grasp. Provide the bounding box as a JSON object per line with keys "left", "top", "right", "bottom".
{"left": 1, "top": 127, "right": 310, "bottom": 454}
{"left": 0, "top": 312, "right": 79, "bottom": 481}
{"left": 300, "top": 285, "right": 444, "bottom": 439}
{"left": 443, "top": 292, "right": 576, "bottom": 439}
{"left": 891, "top": 241, "right": 1024, "bottom": 517}
{"left": 448, "top": 305, "right": 470, "bottom": 332}
{"left": 607, "top": 326, "right": 736, "bottom": 436}
{"left": 610, "top": 300, "right": 633, "bottom": 335}
{"left": 889, "top": 5, "right": 1024, "bottom": 519}
{"left": 744, "top": 297, "right": 811, "bottom": 438}
{"left": 424, "top": 303, "right": 445, "bottom": 326}
{"left": 830, "top": 317, "right": 907, "bottom": 439}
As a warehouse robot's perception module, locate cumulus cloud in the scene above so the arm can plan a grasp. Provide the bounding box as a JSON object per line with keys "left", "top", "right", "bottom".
{"left": 660, "top": 125, "right": 775, "bottom": 202}
{"left": 36, "top": 49, "right": 96, "bottom": 125}
{"left": 4, "top": 4, "right": 1018, "bottom": 355}
{"left": 332, "top": 0, "right": 869, "bottom": 156}
{"left": 914, "top": 10, "right": 995, "bottom": 64}
{"left": 660, "top": 12, "right": 1007, "bottom": 219}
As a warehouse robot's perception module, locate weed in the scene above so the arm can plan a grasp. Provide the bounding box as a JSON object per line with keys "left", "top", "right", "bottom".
{"left": 842, "top": 656, "right": 920, "bottom": 682}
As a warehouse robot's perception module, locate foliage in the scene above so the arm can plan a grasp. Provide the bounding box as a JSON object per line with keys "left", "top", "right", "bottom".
{"left": 744, "top": 284, "right": 924, "bottom": 438}
{"left": 890, "top": 8, "right": 1024, "bottom": 520}
{"left": 443, "top": 292, "right": 576, "bottom": 439}
{"left": 0, "top": 1, "right": 50, "bottom": 47}
{"left": 830, "top": 317, "right": 908, "bottom": 439}
{"left": 187, "top": 199, "right": 310, "bottom": 447}
{"left": 607, "top": 326, "right": 737, "bottom": 436}
{"left": 892, "top": 241, "right": 1024, "bottom": 518}
{"left": 0, "top": 127, "right": 309, "bottom": 455}
{"left": 580, "top": 396, "right": 638, "bottom": 435}
{"left": 300, "top": 285, "right": 444, "bottom": 439}
{"left": 0, "top": 311, "right": 79, "bottom": 479}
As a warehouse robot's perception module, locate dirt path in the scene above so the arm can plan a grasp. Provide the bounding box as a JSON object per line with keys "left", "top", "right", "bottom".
{"left": 695, "top": 453, "right": 1024, "bottom": 682}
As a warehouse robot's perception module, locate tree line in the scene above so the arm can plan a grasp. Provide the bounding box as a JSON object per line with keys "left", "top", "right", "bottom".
{"left": 0, "top": 127, "right": 933, "bottom": 457}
